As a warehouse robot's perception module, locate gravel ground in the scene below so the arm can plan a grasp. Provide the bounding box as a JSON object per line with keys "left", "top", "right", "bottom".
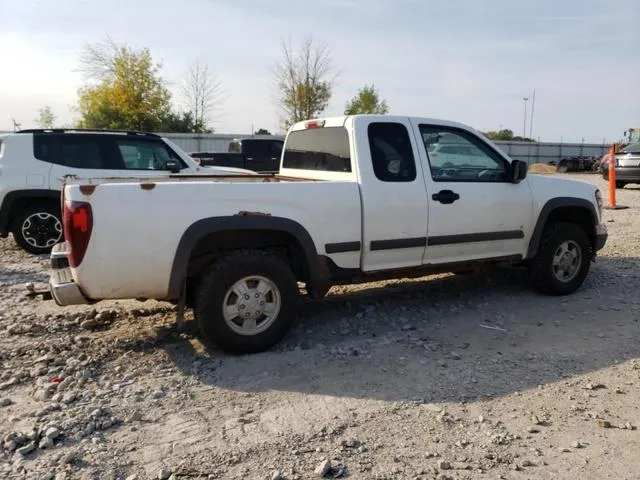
{"left": 1, "top": 174, "right": 639, "bottom": 480}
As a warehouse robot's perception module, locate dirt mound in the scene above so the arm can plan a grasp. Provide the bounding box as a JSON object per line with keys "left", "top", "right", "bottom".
{"left": 528, "top": 163, "right": 557, "bottom": 174}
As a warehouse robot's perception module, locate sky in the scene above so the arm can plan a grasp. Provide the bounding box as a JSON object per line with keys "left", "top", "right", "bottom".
{"left": 0, "top": 0, "right": 638, "bottom": 143}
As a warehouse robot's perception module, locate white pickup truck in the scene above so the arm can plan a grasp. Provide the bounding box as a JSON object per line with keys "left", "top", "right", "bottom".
{"left": 48, "top": 115, "right": 608, "bottom": 354}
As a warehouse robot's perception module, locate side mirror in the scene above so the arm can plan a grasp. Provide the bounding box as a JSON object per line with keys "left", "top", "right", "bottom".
{"left": 511, "top": 159, "right": 528, "bottom": 183}
{"left": 165, "top": 159, "right": 180, "bottom": 173}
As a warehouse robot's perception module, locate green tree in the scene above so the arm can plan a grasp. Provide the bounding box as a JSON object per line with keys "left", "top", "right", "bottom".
{"left": 76, "top": 38, "right": 172, "bottom": 131}
{"left": 274, "top": 36, "right": 334, "bottom": 128}
{"left": 35, "top": 106, "right": 56, "bottom": 128}
{"left": 482, "top": 128, "right": 535, "bottom": 142}
{"left": 483, "top": 129, "right": 514, "bottom": 141}
{"left": 157, "top": 111, "right": 194, "bottom": 132}
{"left": 254, "top": 128, "right": 271, "bottom": 135}
{"left": 344, "top": 84, "right": 389, "bottom": 115}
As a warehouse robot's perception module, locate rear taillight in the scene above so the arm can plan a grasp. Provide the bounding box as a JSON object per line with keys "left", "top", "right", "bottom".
{"left": 63, "top": 201, "right": 93, "bottom": 267}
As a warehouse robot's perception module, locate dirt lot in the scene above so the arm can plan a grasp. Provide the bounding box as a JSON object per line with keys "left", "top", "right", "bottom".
{"left": 1, "top": 174, "right": 639, "bottom": 480}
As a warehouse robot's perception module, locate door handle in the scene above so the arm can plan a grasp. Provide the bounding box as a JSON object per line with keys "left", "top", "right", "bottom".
{"left": 432, "top": 189, "right": 460, "bottom": 204}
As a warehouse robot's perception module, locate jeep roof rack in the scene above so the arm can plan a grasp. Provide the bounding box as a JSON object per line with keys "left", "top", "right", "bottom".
{"left": 16, "top": 128, "right": 160, "bottom": 137}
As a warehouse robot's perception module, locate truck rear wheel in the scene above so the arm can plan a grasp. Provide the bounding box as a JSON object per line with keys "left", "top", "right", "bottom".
{"left": 528, "top": 221, "right": 591, "bottom": 296}
{"left": 194, "top": 250, "right": 299, "bottom": 354}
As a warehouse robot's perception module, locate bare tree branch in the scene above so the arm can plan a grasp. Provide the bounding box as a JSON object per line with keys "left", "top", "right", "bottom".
{"left": 76, "top": 35, "right": 122, "bottom": 82}
{"left": 180, "top": 60, "right": 223, "bottom": 133}
{"left": 273, "top": 35, "right": 335, "bottom": 129}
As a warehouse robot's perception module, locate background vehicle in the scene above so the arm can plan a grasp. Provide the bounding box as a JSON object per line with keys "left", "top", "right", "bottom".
{"left": 425, "top": 141, "right": 488, "bottom": 168}
{"left": 48, "top": 115, "right": 607, "bottom": 354}
{"left": 555, "top": 156, "right": 600, "bottom": 173}
{"left": 601, "top": 142, "right": 640, "bottom": 188}
{"left": 0, "top": 129, "right": 254, "bottom": 254}
{"left": 190, "top": 137, "right": 284, "bottom": 173}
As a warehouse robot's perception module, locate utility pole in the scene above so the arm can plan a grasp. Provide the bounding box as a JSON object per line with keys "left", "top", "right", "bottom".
{"left": 528, "top": 89, "right": 536, "bottom": 139}
{"left": 522, "top": 97, "right": 529, "bottom": 138}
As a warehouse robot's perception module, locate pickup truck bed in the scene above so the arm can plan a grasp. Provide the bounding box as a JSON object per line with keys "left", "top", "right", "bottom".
{"left": 48, "top": 115, "right": 607, "bottom": 354}
{"left": 55, "top": 174, "right": 360, "bottom": 300}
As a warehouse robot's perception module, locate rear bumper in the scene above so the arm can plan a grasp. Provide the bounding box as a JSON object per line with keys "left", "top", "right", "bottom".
{"left": 594, "top": 223, "right": 608, "bottom": 252}
{"left": 49, "top": 242, "right": 90, "bottom": 306}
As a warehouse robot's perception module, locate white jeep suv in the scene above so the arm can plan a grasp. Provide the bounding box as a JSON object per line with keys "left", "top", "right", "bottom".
{"left": 0, "top": 129, "right": 254, "bottom": 254}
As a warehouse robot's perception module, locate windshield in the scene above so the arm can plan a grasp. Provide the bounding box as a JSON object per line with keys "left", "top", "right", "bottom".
{"left": 620, "top": 142, "right": 640, "bottom": 154}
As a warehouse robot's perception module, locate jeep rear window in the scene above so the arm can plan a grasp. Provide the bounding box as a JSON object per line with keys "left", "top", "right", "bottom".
{"left": 282, "top": 127, "right": 351, "bottom": 172}
{"left": 34, "top": 134, "right": 55, "bottom": 163}
{"left": 33, "top": 133, "right": 118, "bottom": 169}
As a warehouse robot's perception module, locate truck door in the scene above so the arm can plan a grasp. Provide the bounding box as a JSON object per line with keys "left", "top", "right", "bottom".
{"left": 268, "top": 140, "right": 283, "bottom": 173}
{"left": 241, "top": 140, "right": 267, "bottom": 172}
{"left": 409, "top": 120, "right": 534, "bottom": 265}
{"left": 356, "top": 119, "right": 430, "bottom": 272}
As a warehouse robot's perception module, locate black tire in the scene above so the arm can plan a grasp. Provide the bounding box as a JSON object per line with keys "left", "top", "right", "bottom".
{"left": 11, "top": 203, "right": 63, "bottom": 255}
{"left": 615, "top": 181, "right": 626, "bottom": 189}
{"left": 194, "top": 249, "right": 299, "bottom": 354}
{"left": 529, "top": 222, "right": 591, "bottom": 296}
{"left": 556, "top": 161, "right": 568, "bottom": 173}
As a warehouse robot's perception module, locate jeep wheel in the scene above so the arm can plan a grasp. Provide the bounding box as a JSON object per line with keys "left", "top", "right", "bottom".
{"left": 194, "top": 250, "right": 299, "bottom": 354}
{"left": 616, "top": 181, "right": 626, "bottom": 189}
{"left": 12, "top": 204, "right": 63, "bottom": 255}
{"left": 529, "top": 222, "right": 591, "bottom": 296}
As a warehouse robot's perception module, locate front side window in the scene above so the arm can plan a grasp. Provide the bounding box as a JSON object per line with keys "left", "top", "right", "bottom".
{"left": 420, "top": 125, "right": 508, "bottom": 182}
{"left": 115, "top": 139, "right": 179, "bottom": 170}
{"left": 368, "top": 122, "right": 417, "bottom": 182}
{"left": 270, "top": 141, "right": 283, "bottom": 157}
{"left": 242, "top": 140, "right": 263, "bottom": 158}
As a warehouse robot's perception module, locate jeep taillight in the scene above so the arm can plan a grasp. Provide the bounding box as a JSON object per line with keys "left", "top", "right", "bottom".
{"left": 63, "top": 201, "right": 93, "bottom": 268}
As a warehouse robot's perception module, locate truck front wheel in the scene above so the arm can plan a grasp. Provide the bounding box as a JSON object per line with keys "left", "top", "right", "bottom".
{"left": 194, "top": 250, "right": 299, "bottom": 354}
{"left": 528, "top": 221, "right": 592, "bottom": 296}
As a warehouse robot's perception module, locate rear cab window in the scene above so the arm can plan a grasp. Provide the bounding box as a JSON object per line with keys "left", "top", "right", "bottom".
{"left": 281, "top": 125, "right": 352, "bottom": 176}
{"left": 367, "top": 122, "right": 417, "bottom": 182}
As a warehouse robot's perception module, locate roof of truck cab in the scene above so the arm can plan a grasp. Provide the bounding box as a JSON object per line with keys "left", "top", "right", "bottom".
{"left": 233, "top": 136, "right": 284, "bottom": 142}
{"left": 288, "top": 115, "right": 477, "bottom": 132}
